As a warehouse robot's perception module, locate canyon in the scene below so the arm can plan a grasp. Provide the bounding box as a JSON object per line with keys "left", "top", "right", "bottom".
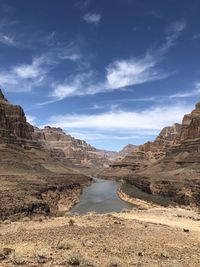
{"left": 0, "top": 89, "right": 90, "bottom": 220}
{"left": 33, "top": 126, "right": 118, "bottom": 171}
{"left": 1, "top": 87, "right": 200, "bottom": 221}
{"left": 121, "top": 102, "right": 200, "bottom": 208}
{"left": 1, "top": 89, "right": 200, "bottom": 266}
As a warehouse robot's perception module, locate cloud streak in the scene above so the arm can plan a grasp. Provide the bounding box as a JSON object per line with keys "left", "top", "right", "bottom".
{"left": 50, "top": 20, "right": 186, "bottom": 101}
{"left": 0, "top": 42, "right": 82, "bottom": 92}
{"left": 83, "top": 13, "right": 101, "bottom": 24}
{"left": 48, "top": 103, "right": 192, "bottom": 132}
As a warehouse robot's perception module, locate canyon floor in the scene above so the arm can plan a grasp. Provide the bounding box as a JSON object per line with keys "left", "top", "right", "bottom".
{"left": 0, "top": 207, "right": 200, "bottom": 267}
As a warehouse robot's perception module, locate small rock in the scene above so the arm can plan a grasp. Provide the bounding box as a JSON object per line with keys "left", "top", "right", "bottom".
{"left": 3, "top": 220, "right": 11, "bottom": 224}
{"left": 138, "top": 252, "right": 144, "bottom": 256}
{"left": 68, "top": 256, "right": 80, "bottom": 266}
{"left": 3, "top": 248, "right": 14, "bottom": 255}
{"left": 0, "top": 253, "right": 5, "bottom": 261}
{"left": 161, "top": 251, "right": 169, "bottom": 258}
{"left": 114, "top": 221, "right": 121, "bottom": 225}
{"left": 183, "top": 228, "right": 189, "bottom": 233}
{"left": 37, "top": 255, "right": 48, "bottom": 264}
{"left": 83, "top": 240, "right": 93, "bottom": 247}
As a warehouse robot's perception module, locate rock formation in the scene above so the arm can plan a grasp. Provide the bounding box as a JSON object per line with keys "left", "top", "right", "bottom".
{"left": 0, "top": 89, "right": 90, "bottom": 220}
{"left": 33, "top": 126, "right": 117, "bottom": 169}
{"left": 123, "top": 102, "right": 200, "bottom": 208}
{"left": 118, "top": 144, "right": 138, "bottom": 158}
{"left": 0, "top": 89, "right": 38, "bottom": 149}
{"left": 138, "top": 123, "right": 182, "bottom": 160}
{"left": 98, "top": 123, "right": 182, "bottom": 180}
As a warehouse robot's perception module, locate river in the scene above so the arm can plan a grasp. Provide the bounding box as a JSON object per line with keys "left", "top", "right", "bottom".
{"left": 71, "top": 178, "right": 134, "bottom": 214}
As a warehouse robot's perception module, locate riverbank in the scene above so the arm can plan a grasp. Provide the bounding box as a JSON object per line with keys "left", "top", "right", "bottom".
{"left": 0, "top": 207, "right": 200, "bottom": 266}
{"left": 117, "top": 189, "right": 160, "bottom": 209}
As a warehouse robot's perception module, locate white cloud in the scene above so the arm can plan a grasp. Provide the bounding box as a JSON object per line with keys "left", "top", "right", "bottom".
{"left": 105, "top": 55, "right": 165, "bottom": 90}
{"left": 13, "top": 57, "right": 47, "bottom": 79}
{"left": 51, "top": 71, "right": 94, "bottom": 99}
{"left": 0, "top": 41, "right": 82, "bottom": 92}
{"left": 160, "top": 20, "right": 186, "bottom": 53}
{"left": 169, "top": 83, "right": 200, "bottom": 99}
{"left": 83, "top": 13, "right": 101, "bottom": 24}
{"left": 47, "top": 104, "right": 192, "bottom": 132}
{"left": 26, "top": 115, "right": 36, "bottom": 125}
{"left": 0, "top": 56, "right": 49, "bottom": 92}
{"left": 0, "top": 33, "right": 18, "bottom": 46}
{"left": 50, "top": 20, "right": 186, "bottom": 100}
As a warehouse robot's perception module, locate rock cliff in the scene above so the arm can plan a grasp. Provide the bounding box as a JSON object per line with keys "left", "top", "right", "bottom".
{"left": 0, "top": 89, "right": 38, "bottom": 149}
{"left": 123, "top": 102, "right": 200, "bottom": 208}
{"left": 33, "top": 126, "right": 117, "bottom": 169}
{"left": 98, "top": 123, "right": 182, "bottom": 180}
{"left": 0, "top": 89, "right": 90, "bottom": 220}
{"left": 138, "top": 123, "right": 182, "bottom": 160}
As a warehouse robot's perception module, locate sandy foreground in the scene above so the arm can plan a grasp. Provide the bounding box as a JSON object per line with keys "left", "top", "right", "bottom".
{"left": 0, "top": 208, "right": 200, "bottom": 267}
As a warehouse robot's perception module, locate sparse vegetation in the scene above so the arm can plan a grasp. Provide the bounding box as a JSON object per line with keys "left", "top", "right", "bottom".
{"left": 57, "top": 240, "right": 74, "bottom": 250}
{"left": 69, "top": 218, "right": 75, "bottom": 226}
{"left": 67, "top": 255, "right": 81, "bottom": 266}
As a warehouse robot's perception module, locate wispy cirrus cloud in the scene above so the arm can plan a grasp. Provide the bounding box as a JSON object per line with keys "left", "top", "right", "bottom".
{"left": 82, "top": 13, "right": 101, "bottom": 24}
{"left": 0, "top": 41, "right": 83, "bottom": 92}
{"left": 0, "top": 56, "right": 52, "bottom": 92}
{"left": 169, "top": 83, "right": 200, "bottom": 99}
{"left": 0, "top": 33, "right": 18, "bottom": 47}
{"left": 50, "top": 20, "right": 186, "bottom": 101}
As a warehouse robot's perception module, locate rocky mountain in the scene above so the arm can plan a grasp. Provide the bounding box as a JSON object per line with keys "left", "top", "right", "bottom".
{"left": 0, "top": 89, "right": 90, "bottom": 220}
{"left": 138, "top": 123, "right": 182, "bottom": 160}
{"left": 118, "top": 144, "right": 138, "bottom": 157}
{"left": 123, "top": 102, "right": 200, "bottom": 208}
{"left": 0, "top": 89, "right": 38, "bottom": 149}
{"left": 98, "top": 123, "right": 182, "bottom": 180}
{"left": 33, "top": 126, "right": 117, "bottom": 169}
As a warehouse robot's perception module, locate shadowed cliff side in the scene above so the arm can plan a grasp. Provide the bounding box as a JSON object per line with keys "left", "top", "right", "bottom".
{"left": 0, "top": 89, "right": 90, "bottom": 220}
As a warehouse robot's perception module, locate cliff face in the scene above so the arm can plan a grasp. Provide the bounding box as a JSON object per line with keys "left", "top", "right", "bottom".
{"left": 0, "top": 90, "right": 90, "bottom": 220}
{"left": 168, "top": 102, "right": 200, "bottom": 156}
{"left": 124, "top": 102, "right": 200, "bottom": 208}
{"left": 33, "top": 126, "right": 116, "bottom": 169}
{"left": 98, "top": 123, "right": 182, "bottom": 180}
{"left": 0, "top": 89, "right": 38, "bottom": 149}
{"left": 138, "top": 123, "right": 182, "bottom": 160}
{"left": 118, "top": 144, "right": 138, "bottom": 158}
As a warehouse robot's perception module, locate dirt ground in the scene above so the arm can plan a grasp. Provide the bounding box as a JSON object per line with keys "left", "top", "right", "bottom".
{"left": 0, "top": 207, "right": 200, "bottom": 267}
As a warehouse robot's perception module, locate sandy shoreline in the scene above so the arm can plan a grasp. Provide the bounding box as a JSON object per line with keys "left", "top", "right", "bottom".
{"left": 117, "top": 189, "right": 160, "bottom": 209}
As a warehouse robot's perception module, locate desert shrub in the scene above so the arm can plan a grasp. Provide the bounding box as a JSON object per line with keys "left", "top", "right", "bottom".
{"left": 67, "top": 253, "right": 96, "bottom": 267}
{"left": 69, "top": 218, "right": 75, "bottom": 226}
{"left": 67, "top": 255, "right": 80, "bottom": 266}
{"left": 57, "top": 241, "right": 73, "bottom": 250}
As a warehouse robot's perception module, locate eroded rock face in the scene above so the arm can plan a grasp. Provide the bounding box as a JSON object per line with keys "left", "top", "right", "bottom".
{"left": 98, "top": 124, "right": 182, "bottom": 180}
{"left": 138, "top": 123, "right": 182, "bottom": 160}
{"left": 110, "top": 151, "right": 150, "bottom": 171}
{"left": 123, "top": 102, "right": 200, "bottom": 208}
{"left": 33, "top": 126, "right": 116, "bottom": 168}
{"left": 0, "top": 89, "right": 38, "bottom": 149}
{"left": 118, "top": 144, "right": 138, "bottom": 158}
{"left": 171, "top": 102, "right": 200, "bottom": 152}
{"left": 0, "top": 89, "right": 90, "bottom": 220}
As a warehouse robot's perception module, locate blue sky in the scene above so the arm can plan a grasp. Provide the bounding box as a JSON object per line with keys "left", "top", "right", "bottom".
{"left": 0, "top": 0, "right": 200, "bottom": 151}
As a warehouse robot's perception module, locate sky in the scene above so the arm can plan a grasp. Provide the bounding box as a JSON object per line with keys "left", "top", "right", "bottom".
{"left": 0, "top": 0, "right": 200, "bottom": 151}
